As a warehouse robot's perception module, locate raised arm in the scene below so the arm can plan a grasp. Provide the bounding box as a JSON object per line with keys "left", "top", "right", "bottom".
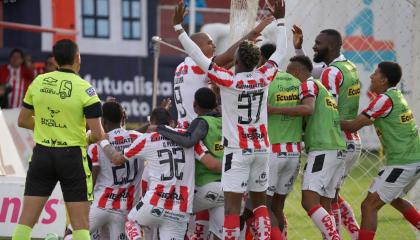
{"left": 173, "top": 1, "right": 212, "bottom": 72}
{"left": 266, "top": 0, "right": 287, "bottom": 66}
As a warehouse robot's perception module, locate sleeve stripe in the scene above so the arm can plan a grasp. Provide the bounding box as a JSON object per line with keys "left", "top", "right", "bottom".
{"left": 125, "top": 138, "right": 147, "bottom": 158}
{"left": 362, "top": 95, "right": 392, "bottom": 120}
{"left": 22, "top": 101, "right": 34, "bottom": 109}
{"left": 334, "top": 71, "right": 342, "bottom": 95}
{"left": 91, "top": 145, "right": 99, "bottom": 163}
{"left": 191, "top": 66, "right": 205, "bottom": 75}
{"left": 212, "top": 64, "right": 234, "bottom": 76}
{"left": 370, "top": 98, "right": 392, "bottom": 119}
{"left": 208, "top": 73, "right": 234, "bottom": 87}
{"left": 194, "top": 143, "right": 205, "bottom": 158}
{"left": 321, "top": 68, "right": 331, "bottom": 90}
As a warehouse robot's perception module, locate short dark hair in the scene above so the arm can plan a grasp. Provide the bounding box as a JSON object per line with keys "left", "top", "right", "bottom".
{"left": 378, "top": 61, "right": 402, "bottom": 86}
{"left": 260, "top": 43, "right": 276, "bottom": 61}
{"left": 289, "top": 55, "right": 313, "bottom": 72}
{"left": 53, "top": 39, "right": 78, "bottom": 66}
{"left": 195, "top": 87, "right": 217, "bottom": 110}
{"left": 150, "top": 107, "right": 171, "bottom": 125}
{"left": 320, "top": 29, "right": 342, "bottom": 47}
{"left": 238, "top": 40, "right": 260, "bottom": 70}
{"left": 9, "top": 48, "right": 24, "bottom": 59}
{"left": 102, "top": 101, "right": 124, "bottom": 124}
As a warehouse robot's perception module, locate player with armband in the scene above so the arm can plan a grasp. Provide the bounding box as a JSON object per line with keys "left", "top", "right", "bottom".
{"left": 173, "top": 1, "right": 287, "bottom": 239}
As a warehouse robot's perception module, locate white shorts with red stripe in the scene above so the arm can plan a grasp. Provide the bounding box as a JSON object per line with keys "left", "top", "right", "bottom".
{"left": 221, "top": 147, "right": 269, "bottom": 193}
{"left": 267, "top": 143, "right": 301, "bottom": 196}
{"left": 302, "top": 150, "right": 345, "bottom": 198}
{"left": 127, "top": 201, "right": 189, "bottom": 240}
{"left": 89, "top": 207, "right": 127, "bottom": 239}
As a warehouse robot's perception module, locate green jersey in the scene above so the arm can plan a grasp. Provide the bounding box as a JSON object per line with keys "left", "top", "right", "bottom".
{"left": 300, "top": 78, "right": 346, "bottom": 152}
{"left": 267, "top": 72, "right": 302, "bottom": 144}
{"left": 330, "top": 59, "right": 361, "bottom": 120}
{"left": 195, "top": 114, "right": 223, "bottom": 186}
{"left": 23, "top": 69, "right": 101, "bottom": 148}
{"left": 363, "top": 88, "right": 420, "bottom": 165}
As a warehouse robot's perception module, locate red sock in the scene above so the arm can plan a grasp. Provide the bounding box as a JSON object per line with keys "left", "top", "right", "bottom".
{"left": 338, "top": 196, "right": 359, "bottom": 240}
{"left": 223, "top": 215, "right": 240, "bottom": 240}
{"left": 307, "top": 205, "right": 340, "bottom": 240}
{"left": 403, "top": 207, "right": 420, "bottom": 230}
{"left": 359, "top": 228, "right": 375, "bottom": 240}
{"left": 253, "top": 206, "right": 271, "bottom": 240}
{"left": 270, "top": 226, "right": 284, "bottom": 240}
{"left": 192, "top": 210, "right": 209, "bottom": 240}
{"left": 331, "top": 203, "right": 341, "bottom": 235}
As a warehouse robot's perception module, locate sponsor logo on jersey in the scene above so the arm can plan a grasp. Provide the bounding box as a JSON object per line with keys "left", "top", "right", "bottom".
{"left": 40, "top": 80, "right": 72, "bottom": 99}
{"left": 347, "top": 84, "right": 361, "bottom": 97}
{"left": 41, "top": 118, "right": 67, "bottom": 128}
{"left": 42, "top": 138, "right": 68, "bottom": 146}
{"left": 400, "top": 111, "right": 414, "bottom": 123}
{"left": 213, "top": 142, "right": 224, "bottom": 152}
{"left": 240, "top": 131, "right": 266, "bottom": 141}
{"left": 42, "top": 77, "right": 58, "bottom": 86}
{"left": 236, "top": 82, "right": 267, "bottom": 89}
{"left": 157, "top": 191, "right": 185, "bottom": 201}
{"left": 325, "top": 97, "right": 338, "bottom": 110}
{"left": 150, "top": 207, "right": 164, "bottom": 217}
{"left": 86, "top": 86, "right": 97, "bottom": 97}
{"left": 275, "top": 91, "right": 299, "bottom": 103}
{"left": 47, "top": 107, "right": 60, "bottom": 118}
{"left": 205, "top": 191, "right": 219, "bottom": 202}
{"left": 255, "top": 171, "right": 267, "bottom": 186}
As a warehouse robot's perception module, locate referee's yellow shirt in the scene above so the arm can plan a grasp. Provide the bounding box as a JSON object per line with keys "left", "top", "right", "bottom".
{"left": 22, "top": 69, "right": 101, "bottom": 148}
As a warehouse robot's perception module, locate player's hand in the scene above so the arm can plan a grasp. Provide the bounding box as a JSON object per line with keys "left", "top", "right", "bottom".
{"left": 292, "top": 24, "right": 303, "bottom": 49}
{"left": 173, "top": 1, "right": 188, "bottom": 26}
{"left": 268, "top": 0, "right": 286, "bottom": 20}
{"left": 160, "top": 98, "right": 172, "bottom": 110}
{"left": 248, "top": 17, "right": 275, "bottom": 42}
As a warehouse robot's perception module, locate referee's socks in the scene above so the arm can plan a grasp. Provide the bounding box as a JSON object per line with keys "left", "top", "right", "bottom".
{"left": 12, "top": 224, "right": 32, "bottom": 240}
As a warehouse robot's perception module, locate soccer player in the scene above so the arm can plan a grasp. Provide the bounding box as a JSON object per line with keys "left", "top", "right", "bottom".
{"left": 173, "top": 14, "right": 273, "bottom": 128}
{"left": 154, "top": 87, "right": 224, "bottom": 240}
{"left": 341, "top": 62, "right": 420, "bottom": 240}
{"left": 13, "top": 39, "right": 122, "bottom": 240}
{"left": 87, "top": 101, "right": 143, "bottom": 239}
{"left": 173, "top": 1, "right": 287, "bottom": 239}
{"left": 268, "top": 55, "right": 345, "bottom": 240}
{"left": 294, "top": 26, "right": 362, "bottom": 238}
{"left": 123, "top": 107, "right": 195, "bottom": 240}
{"left": 260, "top": 43, "right": 303, "bottom": 239}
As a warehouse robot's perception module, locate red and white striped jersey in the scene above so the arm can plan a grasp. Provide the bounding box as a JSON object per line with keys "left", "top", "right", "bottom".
{"left": 362, "top": 90, "right": 394, "bottom": 121}
{"left": 87, "top": 128, "right": 143, "bottom": 212}
{"left": 174, "top": 57, "right": 208, "bottom": 128}
{"left": 271, "top": 142, "right": 302, "bottom": 154}
{"left": 124, "top": 130, "right": 195, "bottom": 213}
{"left": 207, "top": 61, "right": 278, "bottom": 149}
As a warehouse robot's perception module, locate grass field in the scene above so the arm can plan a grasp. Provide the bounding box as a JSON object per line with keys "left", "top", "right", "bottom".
{"left": 284, "top": 151, "right": 417, "bottom": 240}
{"left": 1, "top": 152, "right": 417, "bottom": 240}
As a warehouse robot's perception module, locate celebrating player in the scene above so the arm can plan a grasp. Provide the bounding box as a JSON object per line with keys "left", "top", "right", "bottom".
{"left": 173, "top": 1, "right": 287, "bottom": 239}
{"left": 293, "top": 26, "right": 362, "bottom": 238}
{"left": 268, "top": 55, "right": 345, "bottom": 240}
{"left": 87, "top": 101, "right": 143, "bottom": 239}
{"left": 259, "top": 43, "right": 303, "bottom": 239}
{"left": 341, "top": 62, "right": 420, "bottom": 240}
{"left": 155, "top": 87, "right": 224, "bottom": 240}
{"left": 122, "top": 107, "right": 195, "bottom": 240}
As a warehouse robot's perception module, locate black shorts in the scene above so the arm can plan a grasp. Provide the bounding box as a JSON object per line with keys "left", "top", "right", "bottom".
{"left": 25, "top": 144, "right": 93, "bottom": 202}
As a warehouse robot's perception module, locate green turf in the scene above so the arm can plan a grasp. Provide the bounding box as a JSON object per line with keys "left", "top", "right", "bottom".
{"left": 284, "top": 151, "right": 416, "bottom": 240}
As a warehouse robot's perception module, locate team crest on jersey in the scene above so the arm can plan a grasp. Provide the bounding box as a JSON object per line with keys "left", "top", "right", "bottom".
{"left": 347, "top": 84, "right": 361, "bottom": 97}
{"left": 86, "top": 86, "right": 97, "bottom": 97}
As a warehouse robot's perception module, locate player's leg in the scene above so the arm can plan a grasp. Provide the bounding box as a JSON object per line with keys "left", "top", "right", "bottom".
{"left": 301, "top": 150, "right": 342, "bottom": 240}
{"left": 208, "top": 205, "right": 224, "bottom": 240}
{"left": 359, "top": 192, "right": 385, "bottom": 240}
{"left": 248, "top": 151, "right": 271, "bottom": 239}
{"left": 108, "top": 211, "right": 128, "bottom": 239}
{"left": 12, "top": 145, "right": 57, "bottom": 240}
{"left": 221, "top": 148, "right": 250, "bottom": 239}
{"left": 391, "top": 198, "right": 420, "bottom": 230}
{"left": 88, "top": 206, "right": 108, "bottom": 239}
{"left": 158, "top": 218, "right": 189, "bottom": 240}
{"left": 266, "top": 151, "right": 282, "bottom": 239}
{"left": 191, "top": 210, "right": 210, "bottom": 240}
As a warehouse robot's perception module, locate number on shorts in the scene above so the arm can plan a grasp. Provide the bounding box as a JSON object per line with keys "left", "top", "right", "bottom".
{"left": 174, "top": 86, "right": 187, "bottom": 118}
{"left": 158, "top": 147, "right": 185, "bottom": 181}
{"left": 238, "top": 91, "right": 264, "bottom": 124}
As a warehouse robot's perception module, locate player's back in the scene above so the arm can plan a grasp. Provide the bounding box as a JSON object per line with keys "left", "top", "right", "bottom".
{"left": 174, "top": 57, "right": 208, "bottom": 127}
{"left": 88, "top": 128, "right": 143, "bottom": 212}
{"left": 218, "top": 66, "right": 274, "bottom": 150}
{"left": 124, "top": 130, "right": 195, "bottom": 213}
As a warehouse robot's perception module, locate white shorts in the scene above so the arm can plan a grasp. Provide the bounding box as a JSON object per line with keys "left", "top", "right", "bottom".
{"left": 193, "top": 182, "right": 225, "bottom": 238}
{"left": 369, "top": 162, "right": 420, "bottom": 203}
{"left": 342, "top": 139, "right": 362, "bottom": 178}
{"left": 267, "top": 151, "right": 300, "bottom": 196}
{"left": 89, "top": 206, "right": 127, "bottom": 239}
{"left": 128, "top": 201, "right": 189, "bottom": 240}
{"left": 302, "top": 150, "right": 345, "bottom": 198}
{"left": 222, "top": 147, "right": 269, "bottom": 193}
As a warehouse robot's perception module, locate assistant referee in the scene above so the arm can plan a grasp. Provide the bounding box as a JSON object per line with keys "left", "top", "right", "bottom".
{"left": 12, "top": 39, "right": 122, "bottom": 240}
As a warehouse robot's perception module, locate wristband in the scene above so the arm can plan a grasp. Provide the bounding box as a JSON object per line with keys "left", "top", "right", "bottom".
{"left": 99, "top": 139, "right": 110, "bottom": 148}
{"left": 174, "top": 24, "right": 183, "bottom": 31}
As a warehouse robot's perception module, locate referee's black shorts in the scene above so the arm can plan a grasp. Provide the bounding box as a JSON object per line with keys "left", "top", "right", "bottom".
{"left": 24, "top": 144, "right": 93, "bottom": 202}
